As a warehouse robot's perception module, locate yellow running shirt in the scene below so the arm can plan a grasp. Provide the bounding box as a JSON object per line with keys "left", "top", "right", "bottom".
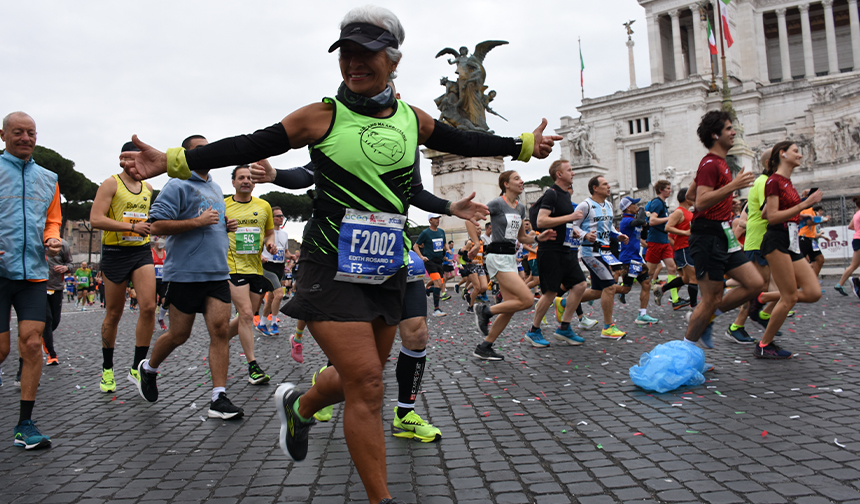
{"left": 102, "top": 174, "right": 152, "bottom": 246}
{"left": 225, "top": 196, "right": 274, "bottom": 275}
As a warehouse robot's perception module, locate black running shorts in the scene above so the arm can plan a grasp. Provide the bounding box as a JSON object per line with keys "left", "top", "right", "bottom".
{"left": 761, "top": 227, "right": 804, "bottom": 262}
{"left": 689, "top": 231, "right": 749, "bottom": 281}
{"left": 401, "top": 280, "right": 427, "bottom": 321}
{"left": 165, "top": 280, "right": 231, "bottom": 315}
{"left": 537, "top": 248, "right": 585, "bottom": 294}
{"left": 101, "top": 246, "right": 154, "bottom": 284}
{"left": 0, "top": 278, "right": 46, "bottom": 332}
{"left": 798, "top": 237, "right": 822, "bottom": 261}
{"left": 229, "top": 274, "right": 268, "bottom": 295}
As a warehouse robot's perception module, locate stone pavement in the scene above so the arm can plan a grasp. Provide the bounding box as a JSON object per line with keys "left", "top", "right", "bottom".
{"left": 1, "top": 285, "right": 859, "bottom": 504}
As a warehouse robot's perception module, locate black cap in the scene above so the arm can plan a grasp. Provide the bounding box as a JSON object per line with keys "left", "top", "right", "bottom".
{"left": 328, "top": 22, "right": 399, "bottom": 53}
{"left": 121, "top": 141, "right": 140, "bottom": 153}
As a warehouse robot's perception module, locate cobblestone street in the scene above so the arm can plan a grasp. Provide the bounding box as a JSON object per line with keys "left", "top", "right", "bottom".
{"left": 1, "top": 285, "right": 859, "bottom": 504}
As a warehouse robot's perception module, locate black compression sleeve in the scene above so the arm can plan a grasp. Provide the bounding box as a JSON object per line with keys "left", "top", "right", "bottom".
{"left": 410, "top": 187, "right": 449, "bottom": 215}
{"left": 184, "top": 122, "right": 291, "bottom": 171}
{"left": 424, "top": 120, "right": 522, "bottom": 159}
{"left": 273, "top": 162, "right": 315, "bottom": 189}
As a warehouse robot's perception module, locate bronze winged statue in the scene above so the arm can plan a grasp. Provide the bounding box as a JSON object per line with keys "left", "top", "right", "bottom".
{"left": 435, "top": 40, "right": 508, "bottom": 133}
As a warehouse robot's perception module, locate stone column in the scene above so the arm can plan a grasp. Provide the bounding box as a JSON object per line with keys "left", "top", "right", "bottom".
{"left": 823, "top": 0, "right": 840, "bottom": 74}
{"left": 776, "top": 8, "right": 793, "bottom": 81}
{"left": 646, "top": 13, "right": 664, "bottom": 84}
{"left": 799, "top": 4, "right": 816, "bottom": 78}
{"left": 670, "top": 9, "right": 685, "bottom": 80}
{"left": 848, "top": 0, "right": 860, "bottom": 71}
{"left": 690, "top": 4, "right": 705, "bottom": 75}
{"left": 627, "top": 39, "right": 638, "bottom": 90}
{"left": 754, "top": 8, "right": 769, "bottom": 81}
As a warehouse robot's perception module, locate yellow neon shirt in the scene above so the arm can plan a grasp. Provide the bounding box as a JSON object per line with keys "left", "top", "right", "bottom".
{"left": 102, "top": 174, "right": 152, "bottom": 246}
{"left": 225, "top": 196, "right": 274, "bottom": 275}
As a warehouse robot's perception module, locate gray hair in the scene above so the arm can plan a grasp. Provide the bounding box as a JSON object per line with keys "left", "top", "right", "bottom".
{"left": 2, "top": 111, "right": 33, "bottom": 130}
{"left": 340, "top": 5, "right": 405, "bottom": 79}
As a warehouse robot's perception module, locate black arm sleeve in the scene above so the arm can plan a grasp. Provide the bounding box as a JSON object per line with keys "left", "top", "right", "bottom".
{"left": 184, "top": 122, "right": 291, "bottom": 171}
{"left": 410, "top": 186, "right": 449, "bottom": 215}
{"left": 423, "top": 120, "right": 522, "bottom": 159}
{"left": 273, "top": 162, "right": 315, "bottom": 190}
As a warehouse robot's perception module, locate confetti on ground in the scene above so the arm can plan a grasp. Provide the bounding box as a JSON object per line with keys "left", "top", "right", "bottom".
{"left": 686, "top": 430, "right": 699, "bottom": 433}
{"left": 834, "top": 438, "right": 846, "bottom": 448}
{"left": 577, "top": 421, "right": 588, "bottom": 426}
{"left": 762, "top": 431, "right": 768, "bottom": 437}
{"left": 596, "top": 444, "right": 603, "bottom": 449}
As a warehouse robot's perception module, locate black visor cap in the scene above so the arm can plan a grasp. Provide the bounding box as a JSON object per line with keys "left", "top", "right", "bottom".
{"left": 328, "top": 22, "right": 399, "bottom": 53}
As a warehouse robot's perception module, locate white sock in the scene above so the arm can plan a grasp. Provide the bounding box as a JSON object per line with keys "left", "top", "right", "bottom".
{"left": 684, "top": 338, "right": 697, "bottom": 345}
{"left": 159, "top": 306, "right": 167, "bottom": 321}
{"left": 212, "top": 387, "right": 226, "bottom": 402}
{"left": 143, "top": 361, "right": 158, "bottom": 373}
{"left": 639, "top": 309, "right": 647, "bottom": 316}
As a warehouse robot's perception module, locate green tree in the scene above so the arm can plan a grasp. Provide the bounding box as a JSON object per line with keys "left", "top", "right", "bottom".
{"left": 29, "top": 145, "right": 99, "bottom": 237}
{"left": 525, "top": 175, "right": 554, "bottom": 189}
{"left": 259, "top": 190, "right": 314, "bottom": 221}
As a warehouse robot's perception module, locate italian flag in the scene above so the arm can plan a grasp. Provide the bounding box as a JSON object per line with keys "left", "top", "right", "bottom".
{"left": 720, "top": 0, "right": 734, "bottom": 48}
{"left": 580, "top": 45, "right": 585, "bottom": 88}
{"left": 706, "top": 19, "right": 718, "bottom": 55}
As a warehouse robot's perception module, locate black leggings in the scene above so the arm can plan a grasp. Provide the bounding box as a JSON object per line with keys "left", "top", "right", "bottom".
{"left": 42, "top": 290, "right": 63, "bottom": 357}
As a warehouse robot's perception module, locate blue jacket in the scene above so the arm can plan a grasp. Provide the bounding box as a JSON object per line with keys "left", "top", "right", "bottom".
{"left": 0, "top": 151, "right": 59, "bottom": 280}
{"left": 149, "top": 172, "right": 229, "bottom": 282}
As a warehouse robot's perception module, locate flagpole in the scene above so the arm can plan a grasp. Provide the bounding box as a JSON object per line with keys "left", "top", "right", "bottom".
{"left": 715, "top": 0, "right": 735, "bottom": 119}
{"left": 579, "top": 37, "right": 584, "bottom": 100}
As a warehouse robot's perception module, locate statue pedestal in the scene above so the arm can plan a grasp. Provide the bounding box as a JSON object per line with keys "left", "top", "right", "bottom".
{"left": 571, "top": 164, "right": 608, "bottom": 204}
{"left": 424, "top": 149, "right": 505, "bottom": 240}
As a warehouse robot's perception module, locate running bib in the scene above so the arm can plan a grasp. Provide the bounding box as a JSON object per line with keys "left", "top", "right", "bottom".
{"left": 811, "top": 239, "right": 820, "bottom": 252}
{"left": 788, "top": 223, "right": 800, "bottom": 254}
{"left": 582, "top": 256, "right": 614, "bottom": 281}
{"left": 600, "top": 249, "right": 621, "bottom": 266}
{"left": 121, "top": 211, "right": 148, "bottom": 242}
{"left": 563, "top": 223, "right": 581, "bottom": 249}
{"left": 77, "top": 276, "right": 89, "bottom": 286}
{"left": 335, "top": 209, "right": 406, "bottom": 284}
{"left": 504, "top": 214, "right": 522, "bottom": 240}
{"left": 432, "top": 238, "right": 444, "bottom": 253}
{"left": 627, "top": 260, "right": 643, "bottom": 277}
{"left": 272, "top": 248, "right": 286, "bottom": 263}
{"left": 154, "top": 264, "right": 163, "bottom": 280}
{"left": 406, "top": 251, "right": 425, "bottom": 283}
{"left": 235, "top": 227, "right": 261, "bottom": 254}
{"left": 721, "top": 221, "right": 742, "bottom": 253}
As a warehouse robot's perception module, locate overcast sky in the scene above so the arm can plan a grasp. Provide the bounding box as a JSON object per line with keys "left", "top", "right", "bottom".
{"left": 2, "top": 0, "right": 650, "bottom": 240}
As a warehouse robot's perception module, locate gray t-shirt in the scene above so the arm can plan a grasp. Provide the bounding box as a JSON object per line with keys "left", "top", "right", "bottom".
{"left": 487, "top": 196, "right": 526, "bottom": 246}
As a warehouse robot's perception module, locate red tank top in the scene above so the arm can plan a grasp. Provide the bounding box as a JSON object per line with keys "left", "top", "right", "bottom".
{"left": 152, "top": 248, "right": 166, "bottom": 265}
{"left": 672, "top": 207, "right": 692, "bottom": 251}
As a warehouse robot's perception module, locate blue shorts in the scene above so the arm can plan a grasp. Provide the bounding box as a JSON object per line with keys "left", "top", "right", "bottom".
{"left": 674, "top": 248, "right": 694, "bottom": 268}
{"left": 745, "top": 250, "right": 768, "bottom": 267}
{"left": 528, "top": 258, "right": 539, "bottom": 276}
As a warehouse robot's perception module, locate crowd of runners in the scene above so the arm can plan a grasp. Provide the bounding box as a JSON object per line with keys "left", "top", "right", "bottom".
{"left": 2, "top": 5, "right": 860, "bottom": 504}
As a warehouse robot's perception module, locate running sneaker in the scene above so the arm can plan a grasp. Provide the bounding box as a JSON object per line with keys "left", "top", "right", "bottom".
{"left": 524, "top": 328, "right": 550, "bottom": 348}
{"left": 834, "top": 284, "right": 848, "bottom": 296}
{"left": 274, "top": 383, "right": 315, "bottom": 461}
{"left": 465, "top": 306, "right": 474, "bottom": 314}
{"left": 454, "top": 284, "right": 460, "bottom": 294}
{"left": 478, "top": 293, "right": 489, "bottom": 303}
{"left": 748, "top": 312, "right": 783, "bottom": 336}
{"left": 100, "top": 368, "right": 116, "bottom": 393}
{"left": 248, "top": 362, "right": 270, "bottom": 385}
{"left": 269, "top": 322, "right": 280, "bottom": 335}
{"left": 464, "top": 291, "right": 471, "bottom": 305}
{"left": 208, "top": 392, "right": 244, "bottom": 420}
{"left": 46, "top": 356, "right": 58, "bottom": 366}
{"left": 601, "top": 324, "right": 626, "bottom": 339}
{"left": 255, "top": 323, "right": 271, "bottom": 336}
{"left": 672, "top": 299, "right": 690, "bottom": 310}
{"left": 553, "top": 297, "right": 565, "bottom": 323}
{"left": 392, "top": 407, "right": 442, "bottom": 442}
{"left": 440, "top": 293, "right": 452, "bottom": 301}
{"left": 725, "top": 326, "right": 756, "bottom": 344}
{"left": 495, "top": 292, "right": 503, "bottom": 304}
{"left": 704, "top": 362, "right": 715, "bottom": 372}
{"left": 474, "top": 304, "right": 491, "bottom": 336}
{"left": 311, "top": 366, "right": 333, "bottom": 422}
{"left": 578, "top": 316, "right": 599, "bottom": 330}
{"left": 635, "top": 314, "right": 659, "bottom": 325}
{"left": 127, "top": 368, "right": 140, "bottom": 386}
{"left": 136, "top": 360, "right": 158, "bottom": 402}
{"left": 290, "top": 335, "right": 304, "bottom": 364}
{"left": 653, "top": 287, "right": 664, "bottom": 306}
{"left": 699, "top": 322, "right": 714, "bottom": 349}
{"left": 554, "top": 327, "right": 584, "bottom": 345}
{"left": 42, "top": 342, "right": 49, "bottom": 356}
{"left": 158, "top": 319, "right": 167, "bottom": 331}
{"left": 852, "top": 277, "right": 860, "bottom": 299}
{"left": 786, "top": 310, "right": 795, "bottom": 318}
{"left": 753, "top": 342, "right": 792, "bottom": 359}
{"left": 432, "top": 309, "right": 447, "bottom": 317}
{"left": 473, "top": 343, "right": 504, "bottom": 361}
{"left": 13, "top": 420, "right": 51, "bottom": 450}
{"left": 253, "top": 314, "right": 261, "bottom": 326}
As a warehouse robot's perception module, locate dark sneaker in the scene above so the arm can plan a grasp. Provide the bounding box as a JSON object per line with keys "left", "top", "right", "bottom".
{"left": 725, "top": 326, "right": 756, "bottom": 344}
{"left": 473, "top": 343, "right": 504, "bottom": 361}
{"left": 209, "top": 392, "right": 244, "bottom": 419}
{"left": 136, "top": 360, "right": 158, "bottom": 402}
{"left": 753, "top": 342, "right": 792, "bottom": 359}
{"left": 454, "top": 284, "right": 460, "bottom": 294}
{"left": 852, "top": 277, "right": 860, "bottom": 299}
{"left": 248, "top": 362, "right": 271, "bottom": 385}
{"left": 464, "top": 291, "right": 471, "bottom": 305}
{"left": 672, "top": 299, "right": 690, "bottom": 310}
{"left": 618, "top": 292, "right": 626, "bottom": 304}
{"left": 465, "top": 306, "right": 474, "bottom": 314}
{"left": 834, "top": 284, "right": 848, "bottom": 296}
{"left": 440, "top": 293, "right": 451, "bottom": 301}
{"left": 274, "top": 383, "right": 315, "bottom": 461}
{"left": 474, "top": 303, "right": 491, "bottom": 336}
{"left": 13, "top": 420, "right": 51, "bottom": 450}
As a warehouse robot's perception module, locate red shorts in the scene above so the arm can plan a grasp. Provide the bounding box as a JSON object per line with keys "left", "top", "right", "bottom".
{"left": 645, "top": 242, "right": 674, "bottom": 264}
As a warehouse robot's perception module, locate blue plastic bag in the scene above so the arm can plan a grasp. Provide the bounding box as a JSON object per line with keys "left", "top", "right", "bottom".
{"left": 629, "top": 340, "right": 706, "bottom": 393}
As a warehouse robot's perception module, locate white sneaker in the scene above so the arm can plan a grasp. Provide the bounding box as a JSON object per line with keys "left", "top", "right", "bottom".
{"left": 578, "top": 316, "right": 598, "bottom": 330}
{"left": 433, "top": 309, "right": 447, "bottom": 317}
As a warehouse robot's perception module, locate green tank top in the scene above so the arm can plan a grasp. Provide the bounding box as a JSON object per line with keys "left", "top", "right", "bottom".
{"left": 306, "top": 97, "right": 418, "bottom": 262}
{"left": 744, "top": 174, "right": 768, "bottom": 251}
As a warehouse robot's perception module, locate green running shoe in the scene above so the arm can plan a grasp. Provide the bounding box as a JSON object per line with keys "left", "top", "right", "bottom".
{"left": 127, "top": 368, "right": 140, "bottom": 386}
{"left": 100, "top": 368, "right": 116, "bottom": 393}
{"left": 248, "top": 362, "right": 270, "bottom": 385}
{"left": 311, "top": 365, "right": 333, "bottom": 422}
{"left": 392, "top": 407, "right": 441, "bottom": 442}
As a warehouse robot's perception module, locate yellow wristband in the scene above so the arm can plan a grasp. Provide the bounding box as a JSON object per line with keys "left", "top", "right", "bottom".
{"left": 517, "top": 133, "right": 534, "bottom": 162}
{"left": 166, "top": 147, "right": 192, "bottom": 180}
